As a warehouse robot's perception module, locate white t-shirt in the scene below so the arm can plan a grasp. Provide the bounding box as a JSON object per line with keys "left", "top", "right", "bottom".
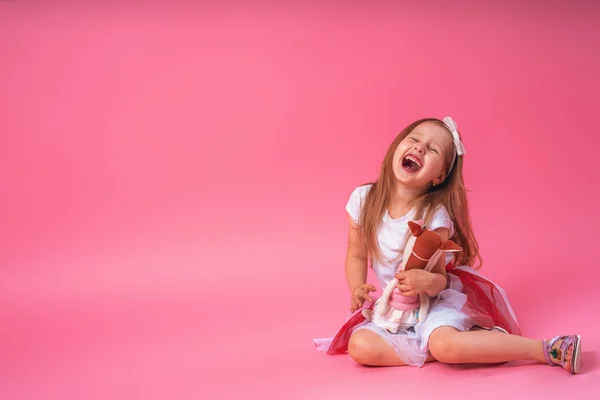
{"left": 346, "top": 184, "right": 455, "bottom": 288}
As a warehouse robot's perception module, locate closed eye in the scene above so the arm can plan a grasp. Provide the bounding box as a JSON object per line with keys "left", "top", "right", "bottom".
{"left": 410, "top": 137, "right": 418, "bottom": 142}
{"left": 429, "top": 147, "right": 439, "bottom": 154}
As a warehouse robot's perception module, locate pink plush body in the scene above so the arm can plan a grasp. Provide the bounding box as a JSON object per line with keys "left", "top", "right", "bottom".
{"left": 389, "top": 293, "right": 419, "bottom": 310}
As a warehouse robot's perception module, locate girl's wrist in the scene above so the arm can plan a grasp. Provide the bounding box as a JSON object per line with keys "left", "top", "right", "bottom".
{"left": 349, "top": 281, "right": 365, "bottom": 293}
{"left": 425, "top": 272, "right": 447, "bottom": 297}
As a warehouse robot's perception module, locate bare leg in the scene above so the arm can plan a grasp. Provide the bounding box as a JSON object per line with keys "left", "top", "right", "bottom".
{"left": 429, "top": 327, "right": 574, "bottom": 371}
{"left": 348, "top": 329, "right": 436, "bottom": 367}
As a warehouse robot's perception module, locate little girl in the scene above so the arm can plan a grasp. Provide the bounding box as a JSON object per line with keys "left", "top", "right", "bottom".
{"left": 314, "top": 117, "right": 582, "bottom": 374}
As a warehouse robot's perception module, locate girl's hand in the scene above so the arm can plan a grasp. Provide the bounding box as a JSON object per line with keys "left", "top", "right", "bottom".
{"left": 395, "top": 269, "right": 435, "bottom": 297}
{"left": 350, "top": 283, "right": 377, "bottom": 313}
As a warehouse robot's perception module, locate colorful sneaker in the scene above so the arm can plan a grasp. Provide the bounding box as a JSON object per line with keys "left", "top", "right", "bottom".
{"left": 543, "top": 335, "right": 582, "bottom": 374}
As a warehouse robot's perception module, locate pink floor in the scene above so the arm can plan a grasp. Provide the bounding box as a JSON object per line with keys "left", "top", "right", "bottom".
{"left": 2, "top": 228, "right": 600, "bottom": 399}
{"left": 2, "top": 1, "right": 600, "bottom": 399}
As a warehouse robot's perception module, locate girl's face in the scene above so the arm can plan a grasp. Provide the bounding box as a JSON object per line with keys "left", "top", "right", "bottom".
{"left": 392, "top": 121, "right": 454, "bottom": 190}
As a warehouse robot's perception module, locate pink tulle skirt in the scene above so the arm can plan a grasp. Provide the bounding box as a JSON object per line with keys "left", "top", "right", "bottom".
{"left": 313, "top": 264, "right": 520, "bottom": 367}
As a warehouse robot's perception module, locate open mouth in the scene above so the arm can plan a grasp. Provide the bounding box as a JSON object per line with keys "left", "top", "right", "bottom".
{"left": 402, "top": 154, "right": 423, "bottom": 173}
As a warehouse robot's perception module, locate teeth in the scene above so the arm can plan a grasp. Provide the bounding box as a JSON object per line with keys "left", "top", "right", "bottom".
{"left": 405, "top": 155, "right": 422, "bottom": 168}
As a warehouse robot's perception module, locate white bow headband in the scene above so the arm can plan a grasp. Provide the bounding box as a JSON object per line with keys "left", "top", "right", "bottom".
{"left": 442, "top": 116, "right": 465, "bottom": 171}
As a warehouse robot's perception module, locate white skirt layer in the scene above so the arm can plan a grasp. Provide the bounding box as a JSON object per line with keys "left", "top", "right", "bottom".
{"left": 314, "top": 273, "right": 474, "bottom": 367}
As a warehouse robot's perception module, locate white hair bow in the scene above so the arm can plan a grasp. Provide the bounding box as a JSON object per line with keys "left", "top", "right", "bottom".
{"left": 443, "top": 116, "right": 466, "bottom": 156}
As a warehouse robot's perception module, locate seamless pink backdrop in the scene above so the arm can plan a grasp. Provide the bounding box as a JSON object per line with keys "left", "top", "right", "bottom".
{"left": 2, "top": 1, "right": 600, "bottom": 399}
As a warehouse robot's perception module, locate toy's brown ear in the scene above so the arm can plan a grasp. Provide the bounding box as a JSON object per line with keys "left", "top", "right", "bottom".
{"left": 440, "top": 240, "right": 462, "bottom": 252}
{"left": 408, "top": 221, "right": 423, "bottom": 236}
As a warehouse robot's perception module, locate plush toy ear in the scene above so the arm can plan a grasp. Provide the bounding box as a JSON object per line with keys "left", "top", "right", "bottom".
{"left": 440, "top": 240, "right": 462, "bottom": 252}
{"left": 408, "top": 220, "right": 423, "bottom": 236}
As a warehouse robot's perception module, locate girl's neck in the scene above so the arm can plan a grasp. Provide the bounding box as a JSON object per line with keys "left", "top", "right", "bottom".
{"left": 388, "top": 184, "right": 425, "bottom": 219}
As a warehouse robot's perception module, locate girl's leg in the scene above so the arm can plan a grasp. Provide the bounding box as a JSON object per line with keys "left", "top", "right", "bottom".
{"left": 348, "top": 329, "right": 436, "bottom": 367}
{"left": 428, "top": 327, "right": 575, "bottom": 371}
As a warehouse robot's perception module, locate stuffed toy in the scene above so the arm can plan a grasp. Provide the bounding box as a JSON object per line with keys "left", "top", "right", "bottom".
{"left": 366, "top": 220, "right": 462, "bottom": 333}
{"left": 320, "top": 220, "right": 462, "bottom": 354}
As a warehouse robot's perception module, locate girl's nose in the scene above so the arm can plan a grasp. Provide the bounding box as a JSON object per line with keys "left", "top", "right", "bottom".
{"left": 413, "top": 143, "right": 425, "bottom": 154}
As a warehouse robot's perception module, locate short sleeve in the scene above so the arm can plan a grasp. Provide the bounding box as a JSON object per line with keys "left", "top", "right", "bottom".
{"left": 345, "top": 184, "right": 372, "bottom": 224}
{"left": 428, "top": 205, "right": 455, "bottom": 238}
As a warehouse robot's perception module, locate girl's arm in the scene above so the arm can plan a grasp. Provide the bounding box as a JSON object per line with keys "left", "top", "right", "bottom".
{"left": 345, "top": 215, "right": 369, "bottom": 292}
{"left": 425, "top": 227, "right": 450, "bottom": 297}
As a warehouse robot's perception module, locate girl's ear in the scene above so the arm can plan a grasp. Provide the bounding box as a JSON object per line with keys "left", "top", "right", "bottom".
{"left": 433, "top": 171, "right": 446, "bottom": 186}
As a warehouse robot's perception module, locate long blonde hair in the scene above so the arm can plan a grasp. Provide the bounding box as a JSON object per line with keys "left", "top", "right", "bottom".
{"left": 358, "top": 118, "right": 482, "bottom": 268}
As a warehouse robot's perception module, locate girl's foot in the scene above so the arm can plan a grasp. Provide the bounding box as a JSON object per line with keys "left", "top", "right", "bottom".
{"left": 543, "top": 335, "right": 582, "bottom": 374}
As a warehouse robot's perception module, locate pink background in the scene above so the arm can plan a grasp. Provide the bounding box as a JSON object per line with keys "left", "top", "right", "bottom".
{"left": 2, "top": 1, "right": 599, "bottom": 399}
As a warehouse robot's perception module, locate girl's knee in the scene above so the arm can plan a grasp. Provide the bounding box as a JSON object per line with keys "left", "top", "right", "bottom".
{"left": 428, "top": 326, "right": 460, "bottom": 363}
{"left": 348, "top": 331, "right": 380, "bottom": 365}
